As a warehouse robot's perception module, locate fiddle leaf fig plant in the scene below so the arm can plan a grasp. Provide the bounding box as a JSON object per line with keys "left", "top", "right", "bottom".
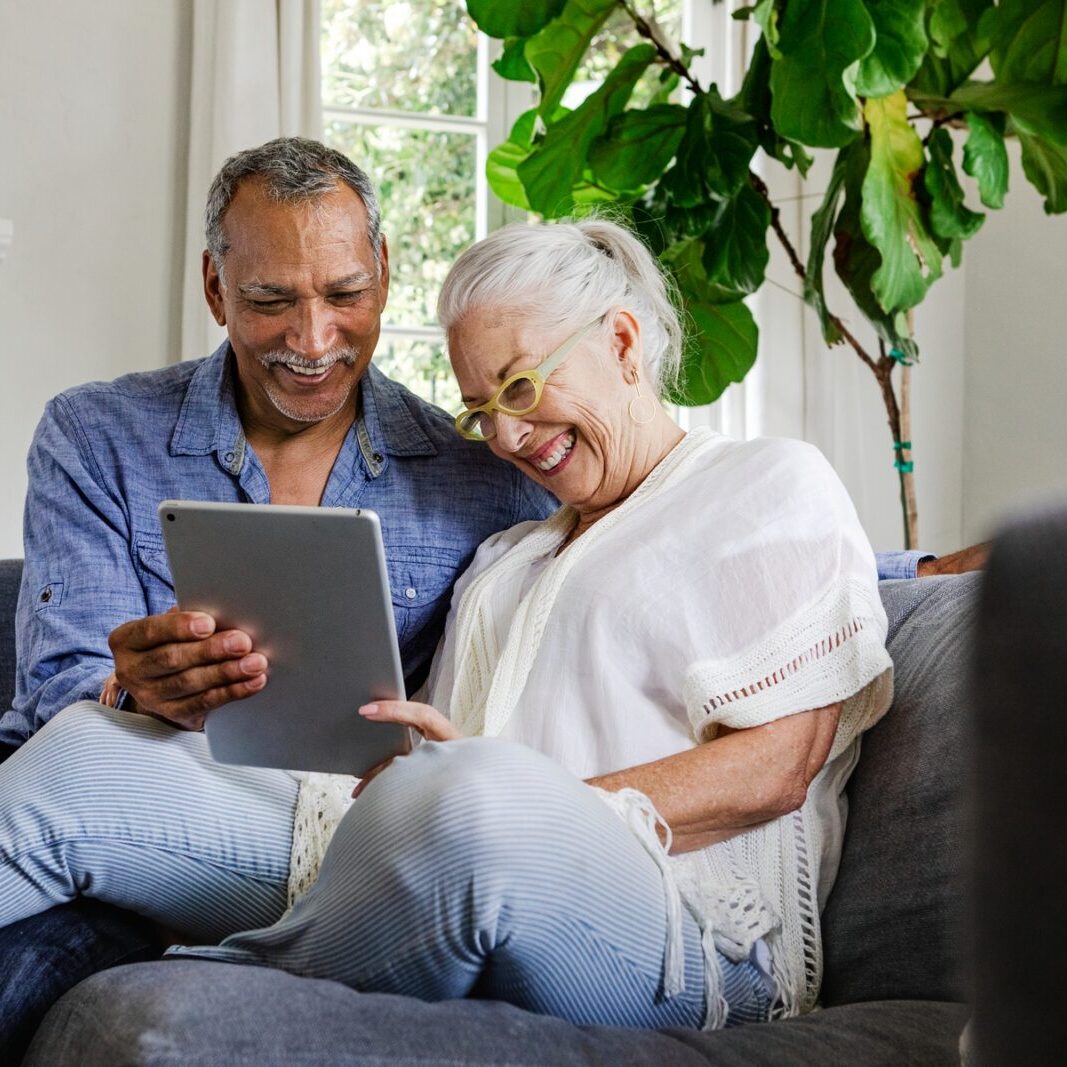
{"left": 465, "top": 0, "right": 1067, "bottom": 547}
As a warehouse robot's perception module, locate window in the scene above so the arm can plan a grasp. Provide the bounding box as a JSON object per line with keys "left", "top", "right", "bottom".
{"left": 321, "top": 1, "right": 687, "bottom": 413}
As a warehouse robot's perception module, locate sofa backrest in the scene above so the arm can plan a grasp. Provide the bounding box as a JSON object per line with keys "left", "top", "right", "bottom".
{"left": 821, "top": 571, "right": 981, "bottom": 1007}
{"left": 0, "top": 559, "right": 21, "bottom": 713}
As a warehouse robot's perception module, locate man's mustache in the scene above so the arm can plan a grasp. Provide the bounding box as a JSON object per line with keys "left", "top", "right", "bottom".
{"left": 257, "top": 348, "right": 360, "bottom": 372}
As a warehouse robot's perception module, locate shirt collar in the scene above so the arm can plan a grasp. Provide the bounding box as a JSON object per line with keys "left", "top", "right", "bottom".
{"left": 170, "top": 344, "right": 437, "bottom": 473}
{"left": 170, "top": 342, "right": 247, "bottom": 475}
{"left": 360, "top": 362, "right": 437, "bottom": 459}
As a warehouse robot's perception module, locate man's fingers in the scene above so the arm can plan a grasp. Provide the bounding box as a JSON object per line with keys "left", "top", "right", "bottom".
{"left": 151, "top": 654, "right": 268, "bottom": 701}
{"left": 153, "top": 674, "right": 268, "bottom": 731}
{"left": 129, "top": 629, "right": 255, "bottom": 680}
{"left": 111, "top": 611, "right": 218, "bottom": 653}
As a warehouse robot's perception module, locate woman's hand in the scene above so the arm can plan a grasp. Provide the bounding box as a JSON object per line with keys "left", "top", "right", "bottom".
{"left": 351, "top": 701, "right": 462, "bottom": 799}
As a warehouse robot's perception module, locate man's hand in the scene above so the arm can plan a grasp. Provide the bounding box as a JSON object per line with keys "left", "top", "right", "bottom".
{"left": 108, "top": 607, "right": 268, "bottom": 730}
{"left": 916, "top": 542, "right": 991, "bottom": 577}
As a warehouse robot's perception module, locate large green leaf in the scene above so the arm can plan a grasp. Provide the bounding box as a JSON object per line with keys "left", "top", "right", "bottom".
{"left": 660, "top": 91, "right": 760, "bottom": 208}
{"left": 988, "top": 0, "right": 1067, "bottom": 85}
{"left": 804, "top": 148, "right": 850, "bottom": 344}
{"left": 770, "top": 0, "right": 875, "bottom": 147}
{"left": 861, "top": 91, "right": 943, "bottom": 313}
{"left": 486, "top": 109, "right": 537, "bottom": 209}
{"left": 517, "top": 45, "right": 655, "bottom": 216}
{"left": 923, "top": 127, "right": 985, "bottom": 242}
{"left": 911, "top": 0, "right": 993, "bottom": 97}
{"left": 658, "top": 237, "right": 758, "bottom": 405}
{"left": 493, "top": 37, "right": 536, "bottom": 82}
{"left": 963, "top": 111, "right": 1009, "bottom": 208}
{"left": 524, "top": 0, "right": 617, "bottom": 119}
{"left": 855, "top": 0, "right": 927, "bottom": 98}
{"left": 951, "top": 81, "right": 1067, "bottom": 144}
{"left": 833, "top": 146, "right": 919, "bottom": 361}
{"left": 466, "top": 0, "right": 566, "bottom": 39}
{"left": 737, "top": 38, "right": 813, "bottom": 174}
{"left": 1018, "top": 129, "right": 1067, "bottom": 212}
{"left": 588, "top": 105, "right": 687, "bottom": 192}
{"left": 677, "top": 300, "right": 759, "bottom": 405}
{"left": 701, "top": 184, "right": 771, "bottom": 295}
{"left": 753, "top": 0, "right": 782, "bottom": 59}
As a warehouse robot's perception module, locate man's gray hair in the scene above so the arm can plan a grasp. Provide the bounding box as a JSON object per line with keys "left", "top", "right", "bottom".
{"left": 437, "top": 218, "right": 684, "bottom": 399}
{"left": 205, "top": 137, "right": 382, "bottom": 278}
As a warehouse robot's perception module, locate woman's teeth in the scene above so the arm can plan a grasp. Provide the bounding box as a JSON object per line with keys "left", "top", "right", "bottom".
{"left": 537, "top": 432, "right": 575, "bottom": 471}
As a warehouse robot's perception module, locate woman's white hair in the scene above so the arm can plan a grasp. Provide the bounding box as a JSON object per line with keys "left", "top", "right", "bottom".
{"left": 437, "top": 218, "right": 684, "bottom": 398}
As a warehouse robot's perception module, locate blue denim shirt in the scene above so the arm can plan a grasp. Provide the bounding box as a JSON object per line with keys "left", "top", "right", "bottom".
{"left": 1, "top": 345, "right": 556, "bottom": 746}
{"left": 872, "top": 549, "right": 935, "bottom": 581}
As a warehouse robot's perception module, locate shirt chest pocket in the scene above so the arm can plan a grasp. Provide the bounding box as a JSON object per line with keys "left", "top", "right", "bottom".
{"left": 133, "top": 537, "right": 176, "bottom": 616}
{"left": 387, "top": 552, "right": 462, "bottom": 648}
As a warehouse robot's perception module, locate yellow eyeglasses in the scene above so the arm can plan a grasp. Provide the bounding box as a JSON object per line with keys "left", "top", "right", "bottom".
{"left": 453, "top": 317, "right": 602, "bottom": 441}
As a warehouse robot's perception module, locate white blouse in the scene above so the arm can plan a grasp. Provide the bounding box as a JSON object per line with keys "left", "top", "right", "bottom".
{"left": 425, "top": 428, "right": 893, "bottom": 1025}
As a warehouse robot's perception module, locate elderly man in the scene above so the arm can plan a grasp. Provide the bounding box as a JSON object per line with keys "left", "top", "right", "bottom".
{"left": 0, "top": 137, "right": 554, "bottom": 1058}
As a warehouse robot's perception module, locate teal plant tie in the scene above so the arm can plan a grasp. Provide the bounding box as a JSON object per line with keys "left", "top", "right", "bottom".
{"left": 889, "top": 347, "right": 915, "bottom": 366}
{"left": 894, "top": 440, "right": 914, "bottom": 473}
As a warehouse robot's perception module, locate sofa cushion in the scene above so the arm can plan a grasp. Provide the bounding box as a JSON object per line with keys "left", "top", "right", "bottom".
{"left": 0, "top": 559, "right": 21, "bottom": 716}
{"left": 25, "top": 960, "right": 968, "bottom": 1066}
{"left": 821, "top": 573, "right": 981, "bottom": 1006}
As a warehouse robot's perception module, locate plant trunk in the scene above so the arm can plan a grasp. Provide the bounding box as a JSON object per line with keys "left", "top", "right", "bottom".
{"left": 872, "top": 353, "right": 918, "bottom": 550}
{"left": 897, "top": 365, "right": 918, "bottom": 549}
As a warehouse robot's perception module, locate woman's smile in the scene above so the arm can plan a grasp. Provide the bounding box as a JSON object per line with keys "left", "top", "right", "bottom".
{"left": 530, "top": 430, "right": 576, "bottom": 475}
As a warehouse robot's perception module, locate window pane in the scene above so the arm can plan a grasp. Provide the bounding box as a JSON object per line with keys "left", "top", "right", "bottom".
{"left": 374, "top": 334, "right": 461, "bottom": 413}
{"left": 322, "top": 0, "right": 478, "bottom": 117}
{"left": 325, "top": 120, "right": 477, "bottom": 328}
{"left": 565, "top": 1, "right": 684, "bottom": 110}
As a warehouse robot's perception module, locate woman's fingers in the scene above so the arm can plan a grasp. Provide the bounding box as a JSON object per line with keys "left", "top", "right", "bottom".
{"left": 351, "top": 758, "right": 393, "bottom": 799}
{"left": 359, "top": 700, "right": 461, "bottom": 741}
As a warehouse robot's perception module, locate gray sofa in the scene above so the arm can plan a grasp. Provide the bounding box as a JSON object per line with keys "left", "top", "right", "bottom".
{"left": 2, "top": 561, "right": 979, "bottom": 1063}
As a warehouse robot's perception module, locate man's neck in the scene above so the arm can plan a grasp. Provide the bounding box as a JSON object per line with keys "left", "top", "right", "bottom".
{"left": 239, "top": 386, "right": 361, "bottom": 507}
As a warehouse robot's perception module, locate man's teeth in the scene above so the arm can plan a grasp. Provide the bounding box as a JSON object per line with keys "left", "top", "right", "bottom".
{"left": 287, "top": 362, "right": 331, "bottom": 376}
{"left": 536, "top": 432, "right": 575, "bottom": 471}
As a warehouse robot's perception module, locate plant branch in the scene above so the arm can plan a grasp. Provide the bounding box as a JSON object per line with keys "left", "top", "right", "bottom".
{"left": 747, "top": 171, "right": 879, "bottom": 375}
{"left": 619, "top": 1, "right": 703, "bottom": 95}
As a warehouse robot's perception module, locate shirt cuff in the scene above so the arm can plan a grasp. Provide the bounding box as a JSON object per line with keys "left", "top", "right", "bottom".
{"left": 875, "top": 550, "right": 936, "bottom": 581}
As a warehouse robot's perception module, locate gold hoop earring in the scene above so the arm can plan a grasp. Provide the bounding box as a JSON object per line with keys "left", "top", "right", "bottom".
{"left": 628, "top": 370, "right": 657, "bottom": 425}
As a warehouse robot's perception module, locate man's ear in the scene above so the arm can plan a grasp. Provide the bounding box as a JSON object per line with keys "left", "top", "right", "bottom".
{"left": 377, "top": 234, "right": 390, "bottom": 311}
{"left": 203, "top": 250, "right": 227, "bottom": 327}
{"left": 610, "top": 309, "right": 643, "bottom": 382}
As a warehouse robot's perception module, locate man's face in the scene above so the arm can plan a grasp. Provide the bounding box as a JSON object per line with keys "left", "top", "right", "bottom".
{"left": 203, "top": 178, "right": 389, "bottom": 436}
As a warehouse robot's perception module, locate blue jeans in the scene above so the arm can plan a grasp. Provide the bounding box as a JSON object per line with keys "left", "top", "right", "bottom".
{"left": 0, "top": 741, "right": 158, "bottom": 1064}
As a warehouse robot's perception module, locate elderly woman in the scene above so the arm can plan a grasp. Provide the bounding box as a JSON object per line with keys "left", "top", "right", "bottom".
{"left": 166, "top": 218, "right": 893, "bottom": 1028}
{"left": 0, "top": 219, "right": 891, "bottom": 1030}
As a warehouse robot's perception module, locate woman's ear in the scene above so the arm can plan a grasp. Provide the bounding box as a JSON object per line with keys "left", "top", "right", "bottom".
{"left": 609, "top": 309, "right": 643, "bottom": 383}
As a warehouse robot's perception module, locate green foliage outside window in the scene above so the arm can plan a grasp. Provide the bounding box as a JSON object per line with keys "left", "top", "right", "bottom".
{"left": 467, "top": 0, "right": 1067, "bottom": 546}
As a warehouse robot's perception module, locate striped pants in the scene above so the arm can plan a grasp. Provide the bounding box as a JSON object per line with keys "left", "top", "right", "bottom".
{"left": 0, "top": 701, "right": 770, "bottom": 1028}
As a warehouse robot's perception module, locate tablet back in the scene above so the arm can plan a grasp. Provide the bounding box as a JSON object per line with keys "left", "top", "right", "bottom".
{"left": 159, "top": 501, "right": 410, "bottom": 775}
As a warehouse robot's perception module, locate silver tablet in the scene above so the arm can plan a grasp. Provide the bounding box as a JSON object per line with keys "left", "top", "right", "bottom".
{"left": 159, "top": 500, "right": 412, "bottom": 776}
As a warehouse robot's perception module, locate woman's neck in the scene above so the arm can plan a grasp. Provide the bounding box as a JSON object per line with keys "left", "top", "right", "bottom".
{"left": 562, "top": 417, "right": 686, "bottom": 549}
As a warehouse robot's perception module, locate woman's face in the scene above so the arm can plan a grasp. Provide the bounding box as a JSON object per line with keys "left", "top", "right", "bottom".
{"left": 448, "top": 307, "right": 648, "bottom": 515}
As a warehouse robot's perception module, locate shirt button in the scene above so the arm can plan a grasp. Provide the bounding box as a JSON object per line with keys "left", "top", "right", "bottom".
{"left": 372, "top": 452, "right": 384, "bottom": 464}
{"left": 224, "top": 451, "right": 235, "bottom": 464}
{"left": 39, "top": 588, "right": 52, "bottom": 603}
{"left": 404, "top": 587, "right": 417, "bottom": 600}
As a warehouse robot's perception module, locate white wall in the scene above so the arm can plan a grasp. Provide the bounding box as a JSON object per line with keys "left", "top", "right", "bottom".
{"left": 0, "top": 0, "right": 193, "bottom": 558}
{"left": 962, "top": 141, "right": 1067, "bottom": 544}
